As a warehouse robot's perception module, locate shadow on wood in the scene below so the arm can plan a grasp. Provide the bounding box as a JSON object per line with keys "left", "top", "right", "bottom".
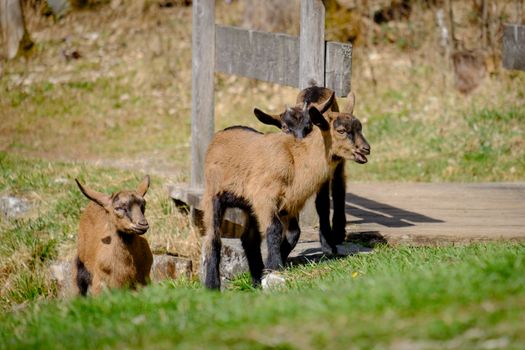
{"left": 345, "top": 192, "right": 444, "bottom": 228}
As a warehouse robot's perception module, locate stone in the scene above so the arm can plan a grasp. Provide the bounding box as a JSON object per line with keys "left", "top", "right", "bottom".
{"left": 219, "top": 238, "right": 249, "bottom": 282}
{"left": 150, "top": 254, "right": 192, "bottom": 281}
{"left": 46, "top": 0, "right": 70, "bottom": 16}
{"left": 49, "top": 261, "right": 74, "bottom": 298}
{"left": 261, "top": 271, "right": 286, "bottom": 291}
{"left": 49, "top": 254, "right": 193, "bottom": 296}
{"left": 0, "top": 195, "right": 31, "bottom": 218}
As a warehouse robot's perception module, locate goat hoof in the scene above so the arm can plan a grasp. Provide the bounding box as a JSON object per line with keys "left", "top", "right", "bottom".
{"left": 261, "top": 271, "right": 286, "bottom": 291}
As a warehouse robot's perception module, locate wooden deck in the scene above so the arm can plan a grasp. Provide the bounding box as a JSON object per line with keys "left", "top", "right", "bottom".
{"left": 301, "top": 182, "right": 525, "bottom": 246}
{"left": 170, "top": 182, "right": 525, "bottom": 247}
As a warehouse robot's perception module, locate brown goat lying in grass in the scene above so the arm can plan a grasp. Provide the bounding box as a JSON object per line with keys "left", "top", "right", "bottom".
{"left": 255, "top": 86, "right": 370, "bottom": 257}
{"left": 73, "top": 176, "right": 153, "bottom": 296}
{"left": 202, "top": 94, "right": 369, "bottom": 289}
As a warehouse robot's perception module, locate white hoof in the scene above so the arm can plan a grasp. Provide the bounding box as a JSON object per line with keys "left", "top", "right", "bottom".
{"left": 261, "top": 272, "right": 286, "bottom": 291}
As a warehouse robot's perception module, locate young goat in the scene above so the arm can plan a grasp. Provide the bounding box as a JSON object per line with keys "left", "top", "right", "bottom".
{"left": 73, "top": 176, "right": 153, "bottom": 296}
{"left": 254, "top": 87, "right": 370, "bottom": 256}
{"left": 202, "top": 97, "right": 369, "bottom": 290}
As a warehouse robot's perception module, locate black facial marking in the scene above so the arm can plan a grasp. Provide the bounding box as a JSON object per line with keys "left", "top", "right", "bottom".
{"left": 223, "top": 125, "right": 263, "bottom": 134}
{"left": 278, "top": 209, "right": 288, "bottom": 217}
{"left": 280, "top": 107, "right": 313, "bottom": 139}
{"left": 75, "top": 256, "right": 92, "bottom": 296}
{"left": 333, "top": 115, "right": 353, "bottom": 131}
{"left": 112, "top": 193, "right": 120, "bottom": 204}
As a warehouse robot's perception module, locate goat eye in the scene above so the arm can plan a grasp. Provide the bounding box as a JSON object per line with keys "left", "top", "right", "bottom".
{"left": 116, "top": 207, "right": 126, "bottom": 215}
{"left": 281, "top": 124, "right": 289, "bottom": 132}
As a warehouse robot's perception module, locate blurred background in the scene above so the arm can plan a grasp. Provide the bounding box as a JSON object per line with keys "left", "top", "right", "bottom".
{"left": 1, "top": 0, "right": 524, "bottom": 182}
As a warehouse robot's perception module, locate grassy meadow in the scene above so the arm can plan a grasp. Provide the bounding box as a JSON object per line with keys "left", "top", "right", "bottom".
{"left": 0, "top": 1, "right": 524, "bottom": 348}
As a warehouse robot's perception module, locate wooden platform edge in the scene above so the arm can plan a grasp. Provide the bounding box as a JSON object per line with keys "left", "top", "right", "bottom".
{"left": 168, "top": 183, "right": 247, "bottom": 237}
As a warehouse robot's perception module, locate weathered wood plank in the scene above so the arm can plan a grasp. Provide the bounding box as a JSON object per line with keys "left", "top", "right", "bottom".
{"left": 169, "top": 184, "right": 246, "bottom": 237}
{"left": 215, "top": 25, "right": 299, "bottom": 88}
{"left": 503, "top": 24, "right": 525, "bottom": 71}
{"left": 299, "top": 0, "right": 325, "bottom": 88}
{"left": 191, "top": 0, "right": 215, "bottom": 187}
{"left": 325, "top": 41, "right": 352, "bottom": 97}
{"left": 215, "top": 25, "right": 352, "bottom": 97}
{"left": 1, "top": 0, "right": 32, "bottom": 59}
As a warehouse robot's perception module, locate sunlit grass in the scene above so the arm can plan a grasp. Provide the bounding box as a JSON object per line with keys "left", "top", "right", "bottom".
{"left": 1, "top": 243, "right": 524, "bottom": 349}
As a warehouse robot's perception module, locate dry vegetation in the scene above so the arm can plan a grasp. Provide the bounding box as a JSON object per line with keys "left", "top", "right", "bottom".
{"left": 1, "top": 0, "right": 523, "bottom": 180}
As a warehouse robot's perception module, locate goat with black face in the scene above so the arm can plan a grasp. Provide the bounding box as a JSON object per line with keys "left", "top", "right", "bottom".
{"left": 253, "top": 86, "right": 370, "bottom": 257}
{"left": 201, "top": 95, "right": 369, "bottom": 290}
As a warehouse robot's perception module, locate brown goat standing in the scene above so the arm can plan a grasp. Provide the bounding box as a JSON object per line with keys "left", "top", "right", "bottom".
{"left": 254, "top": 87, "right": 370, "bottom": 257}
{"left": 73, "top": 176, "right": 153, "bottom": 296}
{"left": 202, "top": 94, "right": 369, "bottom": 289}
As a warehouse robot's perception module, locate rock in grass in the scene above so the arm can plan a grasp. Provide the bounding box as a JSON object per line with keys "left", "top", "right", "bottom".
{"left": 150, "top": 255, "right": 192, "bottom": 281}
{"left": 219, "top": 238, "right": 249, "bottom": 284}
{"left": 49, "top": 261, "right": 74, "bottom": 298}
{"left": 261, "top": 272, "right": 286, "bottom": 291}
{"left": 49, "top": 254, "right": 193, "bottom": 296}
{"left": 0, "top": 196, "right": 31, "bottom": 219}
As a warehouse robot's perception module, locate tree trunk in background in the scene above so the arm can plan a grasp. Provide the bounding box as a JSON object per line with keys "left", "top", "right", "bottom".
{"left": 0, "top": 0, "right": 32, "bottom": 59}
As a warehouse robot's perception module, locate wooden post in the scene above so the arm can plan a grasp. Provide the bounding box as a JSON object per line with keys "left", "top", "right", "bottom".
{"left": 299, "top": 0, "right": 325, "bottom": 88}
{"left": 174, "top": 0, "right": 353, "bottom": 230}
{"left": 299, "top": 0, "right": 326, "bottom": 228}
{"left": 503, "top": 24, "right": 525, "bottom": 71}
{"left": 0, "top": 0, "right": 32, "bottom": 59}
{"left": 191, "top": 0, "right": 215, "bottom": 188}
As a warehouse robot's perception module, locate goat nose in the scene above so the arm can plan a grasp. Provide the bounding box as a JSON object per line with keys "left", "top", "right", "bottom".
{"left": 361, "top": 144, "right": 371, "bottom": 154}
{"left": 139, "top": 219, "right": 148, "bottom": 227}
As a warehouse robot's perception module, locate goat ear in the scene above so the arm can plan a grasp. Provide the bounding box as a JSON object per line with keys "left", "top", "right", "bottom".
{"left": 309, "top": 106, "right": 330, "bottom": 131}
{"left": 343, "top": 92, "right": 355, "bottom": 114}
{"left": 318, "top": 90, "right": 336, "bottom": 114}
{"left": 75, "top": 179, "right": 111, "bottom": 209}
{"left": 253, "top": 108, "right": 282, "bottom": 128}
{"left": 136, "top": 175, "right": 150, "bottom": 197}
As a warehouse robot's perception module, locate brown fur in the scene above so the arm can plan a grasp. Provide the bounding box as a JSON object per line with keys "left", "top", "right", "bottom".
{"left": 253, "top": 87, "right": 370, "bottom": 254}
{"left": 72, "top": 176, "right": 153, "bottom": 295}
{"left": 201, "top": 97, "right": 369, "bottom": 288}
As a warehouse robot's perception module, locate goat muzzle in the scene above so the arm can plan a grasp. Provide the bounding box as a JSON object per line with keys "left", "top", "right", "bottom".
{"left": 132, "top": 223, "right": 149, "bottom": 235}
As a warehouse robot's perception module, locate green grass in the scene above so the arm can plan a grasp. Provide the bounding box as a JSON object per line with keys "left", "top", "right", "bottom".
{"left": 1, "top": 243, "right": 524, "bottom": 349}
{"left": 349, "top": 104, "right": 525, "bottom": 182}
